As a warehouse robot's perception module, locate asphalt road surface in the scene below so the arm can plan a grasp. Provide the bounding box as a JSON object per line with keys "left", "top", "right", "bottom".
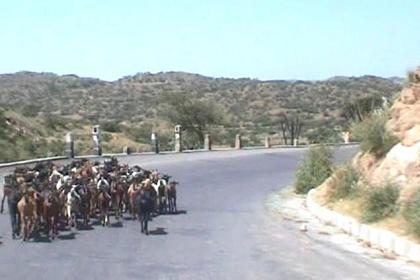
{"left": 1, "top": 147, "right": 420, "bottom": 280}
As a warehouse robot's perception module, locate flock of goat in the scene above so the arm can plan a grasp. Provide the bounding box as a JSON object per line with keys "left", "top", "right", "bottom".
{"left": 0, "top": 158, "right": 178, "bottom": 240}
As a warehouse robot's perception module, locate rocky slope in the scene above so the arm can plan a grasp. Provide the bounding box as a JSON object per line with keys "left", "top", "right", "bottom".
{"left": 314, "top": 68, "right": 420, "bottom": 239}
{"left": 358, "top": 69, "right": 420, "bottom": 200}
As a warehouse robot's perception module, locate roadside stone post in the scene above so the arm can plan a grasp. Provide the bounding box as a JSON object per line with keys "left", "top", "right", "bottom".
{"left": 64, "top": 132, "right": 74, "bottom": 158}
{"left": 235, "top": 134, "right": 242, "bottom": 149}
{"left": 265, "top": 136, "right": 271, "bottom": 148}
{"left": 123, "top": 146, "right": 131, "bottom": 155}
{"left": 151, "top": 132, "right": 160, "bottom": 154}
{"left": 204, "top": 134, "right": 212, "bottom": 151}
{"left": 92, "top": 125, "right": 102, "bottom": 156}
{"left": 293, "top": 138, "right": 299, "bottom": 147}
{"left": 174, "top": 125, "right": 182, "bottom": 152}
{"left": 341, "top": 131, "right": 350, "bottom": 144}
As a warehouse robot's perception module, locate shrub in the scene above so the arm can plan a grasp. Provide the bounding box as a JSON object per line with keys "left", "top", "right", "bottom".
{"left": 243, "top": 134, "right": 262, "bottom": 147}
{"left": 23, "top": 140, "right": 38, "bottom": 157}
{"left": 363, "top": 183, "right": 400, "bottom": 223}
{"left": 351, "top": 112, "right": 398, "bottom": 157}
{"left": 341, "top": 96, "right": 384, "bottom": 122}
{"left": 403, "top": 188, "right": 420, "bottom": 236}
{"left": 408, "top": 71, "right": 420, "bottom": 84}
{"left": 101, "top": 132, "right": 112, "bottom": 142}
{"left": 295, "top": 145, "right": 333, "bottom": 194}
{"left": 0, "top": 140, "right": 18, "bottom": 163}
{"left": 330, "top": 164, "right": 360, "bottom": 200}
{"left": 101, "top": 121, "right": 121, "bottom": 133}
{"left": 124, "top": 124, "right": 153, "bottom": 143}
{"left": 46, "top": 140, "right": 64, "bottom": 156}
{"left": 158, "top": 131, "right": 174, "bottom": 151}
{"left": 44, "top": 114, "right": 68, "bottom": 131}
{"left": 22, "top": 105, "right": 40, "bottom": 117}
{"left": 305, "top": 126, "right": 341, "bottom": 144}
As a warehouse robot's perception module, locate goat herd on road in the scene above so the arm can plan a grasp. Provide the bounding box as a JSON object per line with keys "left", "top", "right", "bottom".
{"left": 0, "top": 157, "right": 179, "bottom": 241}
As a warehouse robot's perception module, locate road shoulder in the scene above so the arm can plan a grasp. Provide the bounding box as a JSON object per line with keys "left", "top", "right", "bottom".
{"left": 267, "top": 187, "right": 420, "bottom": 276}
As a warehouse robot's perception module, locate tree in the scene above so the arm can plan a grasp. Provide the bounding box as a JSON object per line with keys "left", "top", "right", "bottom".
{"left": 100, "top": 121, "right": 121, "bottom": 133}
{"left": 160, "top": 93, "right": 224, "bottom": 146}
{"left": 279, "top": 113, "right": 303, "bottom": 145}
{"left": 341, "top": 96, "right": 384, "bottom": 122}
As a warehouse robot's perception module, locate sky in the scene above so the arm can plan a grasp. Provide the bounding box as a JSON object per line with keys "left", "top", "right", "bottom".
{"left": 0, "top": 0, "right": 419, "bottom": 81}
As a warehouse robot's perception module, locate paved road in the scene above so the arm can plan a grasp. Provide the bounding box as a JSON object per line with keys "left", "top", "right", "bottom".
{"left": 0, "top": 147, "right": 419, "bottom": 280}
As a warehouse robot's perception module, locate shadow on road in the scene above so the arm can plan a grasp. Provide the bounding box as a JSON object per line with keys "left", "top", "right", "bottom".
{"left": 110, "top": 221, "right": 123, "bottom": 228}
{"left": 159, "top": 209, "right": 188, "bottom": 216}
{"left": 90, "top": 220, "right": 103, "bottom": 226}
{"left": 149, "top": 227, "right": 168, "bottom": 235}
{"left": 58, "top": 224, "right": 71, "bottom": 231}
{"left": 57, "top": 232, "right": 77, "bottom": 240}
{"left": 32, "top": 235, "right": 52, "bottom": 243}
{"left": 77, "top": 224, "right": 94, "bottom": 231}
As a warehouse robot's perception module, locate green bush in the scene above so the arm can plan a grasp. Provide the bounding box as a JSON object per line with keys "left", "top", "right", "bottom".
{"left": 44, "top": 139, "right": 64, "bottom": 156}
{"left": 305, "top": 126, "right": 341, "bottom": 144}
{"left": 44, "top": 114, "right": 68, "bottom": 131}
{"left": 330, "top": 164, "right": 360, "bottom": 200}
{"left": 158, "top": 131, "right": 174, "bottom": 151}
{"left": 101, "top": 132, "right": 112, "bottom": 142}
{"left": 363, "top": 184, "right": 400, "bottom": 223}
{"left": 408, "top": 71, "right": 420, "bottom": 84}
{"left": 351, "top": 112, "right": 398, "bottom": 157}
{"left": 0, "top": 110, "right": 7, "bottom": 138}
{"left": 403, "top": 188, "right": 420, "bottom": 236}
{"left": 295, "top": 145, "right": 333, "bottom": 194}
{"left": 124, "top": 124, "right": 153, "bottom": 143}
{"left": 101, "top": 121, "right": 122, "bottom": 133}
{"left": 182, "top": 132, "right": 203, "bottom": 150}
{"left": 0, "top": 140, "right": 18, "bottom": 163}
{"left": 243, "top": 134, "right": 262, "bottom": 147}
{"left": 21, "top": 105, "right": 40, "bottom": 117}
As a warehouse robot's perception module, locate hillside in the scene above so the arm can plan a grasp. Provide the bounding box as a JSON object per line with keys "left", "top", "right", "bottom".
{"left": 0, "top": 71, "right": 403, "bottom": 161}
{"left": 314, "top": 68, "right": 420, "bottom": 241}
{"left": 0, "top": 108, "right": 151, "bottom": 162}
{"left": 0, "top": 108, "right": 66, "bottom": 161}
{"left": 0, "top": 71, "right": 401, "bottom": 126}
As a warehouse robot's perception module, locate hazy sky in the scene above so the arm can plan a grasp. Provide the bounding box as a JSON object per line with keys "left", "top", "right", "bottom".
{"left": 1, "top": 0, "right": 419, "bottom": 81}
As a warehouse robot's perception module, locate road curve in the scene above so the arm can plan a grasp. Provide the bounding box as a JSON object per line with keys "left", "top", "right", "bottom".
{"left": 0, "top": 147, "right": 419, "bottom": 280}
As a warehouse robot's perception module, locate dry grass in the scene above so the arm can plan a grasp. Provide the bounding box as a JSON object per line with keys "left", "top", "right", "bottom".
{"left": 330, "top": 198, "right": 364, "bottom": 220}
{"left": 316, "top": 193, "right": 420, "bottom": 243}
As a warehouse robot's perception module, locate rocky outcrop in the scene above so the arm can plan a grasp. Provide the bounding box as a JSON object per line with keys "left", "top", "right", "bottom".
{"left": 353, "top": 68, "right": 420, "bottom": 199}
{"left": 388, "top": 69, "right": 420, "bottom": 147}
{"left": 310, "top": 68, "right": 420, "bottom": 249}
